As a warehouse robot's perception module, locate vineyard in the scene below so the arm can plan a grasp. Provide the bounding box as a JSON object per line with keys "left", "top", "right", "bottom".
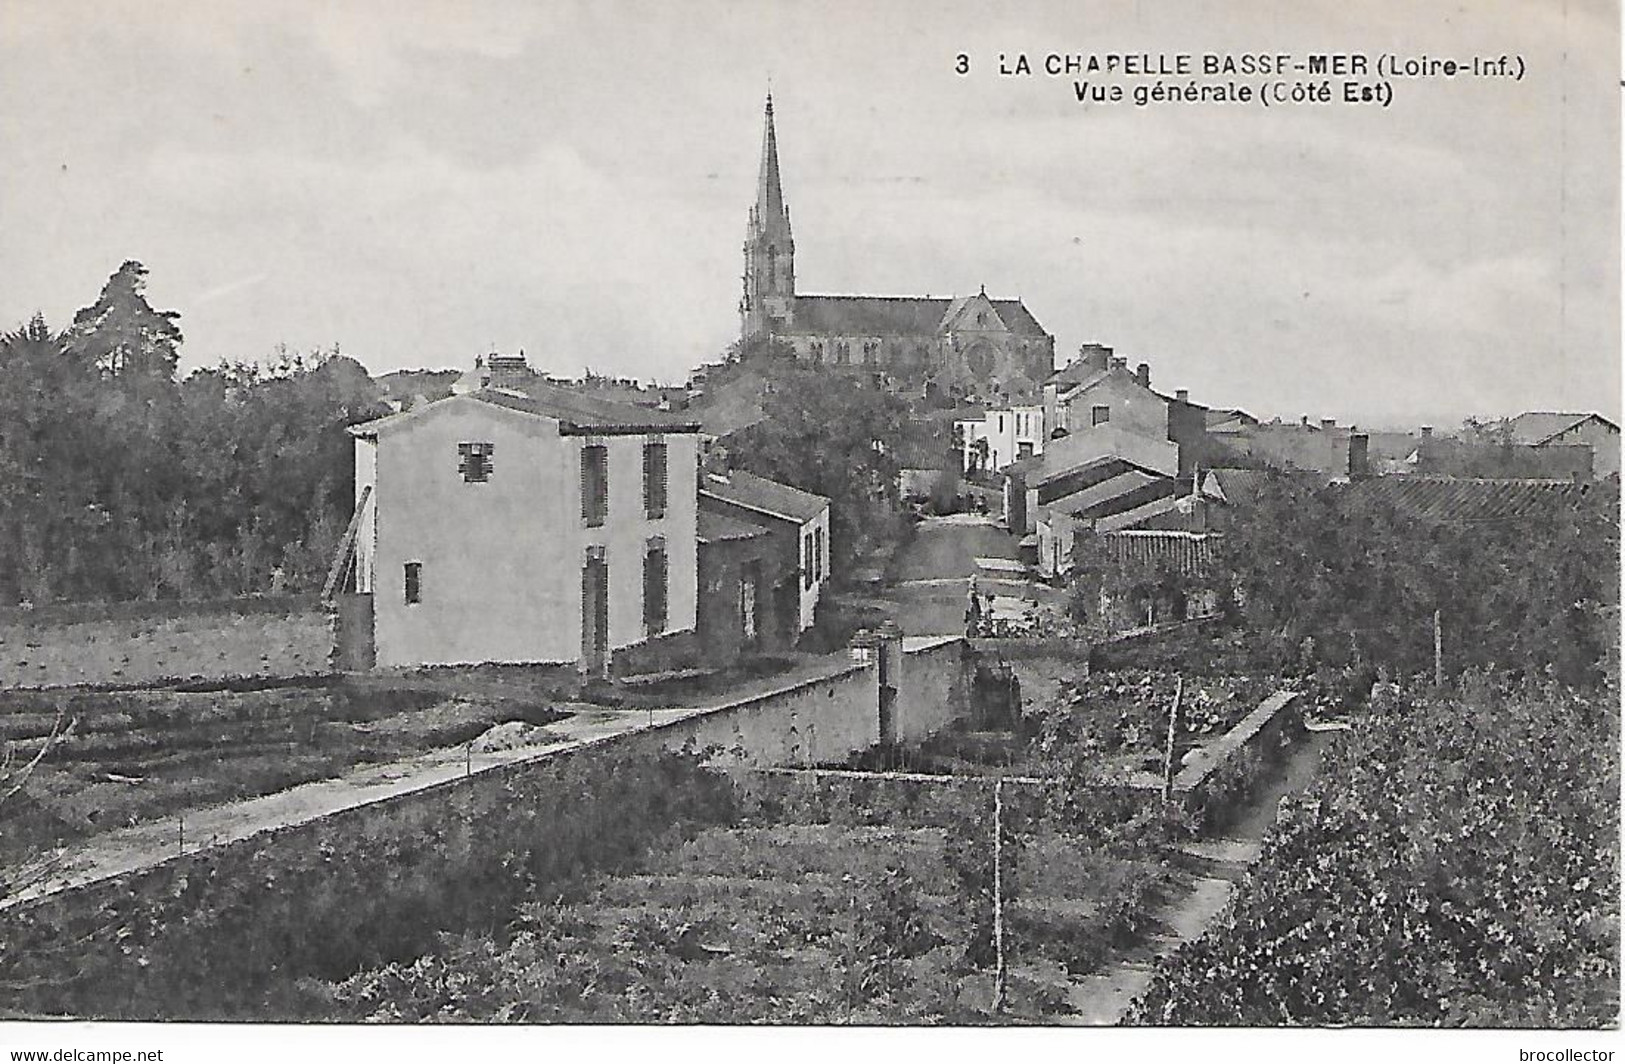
{"left": 1129, "top": 674, "right": 1621, "bottom": 1027}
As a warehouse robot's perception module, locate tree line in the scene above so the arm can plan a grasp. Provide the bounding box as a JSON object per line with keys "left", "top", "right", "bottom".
{"left": 0, "top": 261, "right": 387, "bottom": 606}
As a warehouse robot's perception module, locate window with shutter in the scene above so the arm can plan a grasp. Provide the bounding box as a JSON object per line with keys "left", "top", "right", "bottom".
{"left": 581, "top": 445, "right": 608, "bottom": 527}
{"left": 643, "top": 440, "right": 667, "bottom": 519}
{"left": 803, "top": 534, "right": 813, "bottom": 589}
{"left": 458, "top": 442, "right": 494, "bottom": 482}
{"left": 814, "top": 527, "right": 824, "bottom": 582}
{"left": 643, "top": 538, "right": 668, "bottom": 635}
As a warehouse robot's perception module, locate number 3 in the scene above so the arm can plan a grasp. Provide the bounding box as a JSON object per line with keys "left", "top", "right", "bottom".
{"left": 955, "top": 54, "right": 970, "bottom": 75}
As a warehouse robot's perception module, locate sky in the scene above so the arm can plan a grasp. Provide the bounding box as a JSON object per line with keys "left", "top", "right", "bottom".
{"left": 0, "top": 0, "right": 1617, "bottom": 428}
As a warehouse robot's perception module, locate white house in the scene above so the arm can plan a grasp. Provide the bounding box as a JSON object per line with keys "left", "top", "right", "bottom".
{"left": 345, "top": 385, "right": 703, "bottom": 673}
{"left": 957, "top": 405, "right": 1045, "bottom": 475}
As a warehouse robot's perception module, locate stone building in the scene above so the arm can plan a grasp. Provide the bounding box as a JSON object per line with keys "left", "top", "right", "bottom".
{"left": 738, "top": 95, "right": 1054, "bottom": 405}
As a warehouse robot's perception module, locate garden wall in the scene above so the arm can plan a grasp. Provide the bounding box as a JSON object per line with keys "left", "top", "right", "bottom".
{"left": 0, "top": 597, "right": 332, "bottom": 690}
{"left": 651, "top": 660, "right": 880, "bottom": 767}
{"left": 895, "top": 636, "right": 976, "bottom": 743}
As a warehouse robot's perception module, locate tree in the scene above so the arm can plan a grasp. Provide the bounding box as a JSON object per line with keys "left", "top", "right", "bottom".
{"left": 725, "top": 360, "right": 911, "bottom": 575}
{"left": 64, "top": 261, "right": 183, "bottom": 382}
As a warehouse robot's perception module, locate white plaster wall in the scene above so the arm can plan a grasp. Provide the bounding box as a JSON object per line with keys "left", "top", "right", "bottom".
{"left": 581, "top": 431, "right": 699, "bottom": 651}
{"left": 372, "top": 400, "right": 575, "bottom": 667}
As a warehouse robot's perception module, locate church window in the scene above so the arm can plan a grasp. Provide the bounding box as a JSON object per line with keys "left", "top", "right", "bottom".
{"left": 835, "top": 340, "right": 850, "bottom": 364}
{"left": 767, "top": 245, "right": 777, "bottom": 288}
{"left": 863, "top": 340, "right": 877, "bottom": 365}
{"left": 458, "top": 442, "right": 493, "bottom": 483}
{"left": 1092, "top": 405, "right": 1111, "bottom": 426}
{"left": 810, "top": 341, "right": 824, "bottom": 364}
{"left": 977, "top": 311, "right": 989, "bottom": 326}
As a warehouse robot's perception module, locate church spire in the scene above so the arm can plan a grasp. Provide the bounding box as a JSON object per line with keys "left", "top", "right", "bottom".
{"left": 742, "top": 91, "right": 795, "bottom": 341}
{"left": 756, "top": 93, "right": 788, "bottom": 227}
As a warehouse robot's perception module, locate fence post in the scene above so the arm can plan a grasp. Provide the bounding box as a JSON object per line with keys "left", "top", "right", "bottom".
{"left": 992, "top": 775, "right": 1007, "bottom": 1014}
{"left": 1433, "top": 609, "right": 1443, "bottom": 688}
{"left": 1161, "top": 675, "right": 1184, "bottom": 802}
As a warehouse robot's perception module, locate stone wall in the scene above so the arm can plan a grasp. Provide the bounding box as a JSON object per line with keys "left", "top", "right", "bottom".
{"left": 0, "top": 597, "right": 332, "bottom": 690}
{"left": 894, "top": 636, "right": 975, "bottom": 743}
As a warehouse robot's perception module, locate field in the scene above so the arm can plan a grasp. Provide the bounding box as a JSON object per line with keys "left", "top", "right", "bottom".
{"left": 319, "top": 773, "right": 1186, "bottom": 1023}
{"left": 0, "top": 680, "right": 568, "bottom": 868}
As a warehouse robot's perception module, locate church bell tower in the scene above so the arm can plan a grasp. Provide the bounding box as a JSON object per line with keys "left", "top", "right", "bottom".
{"left": 741, "top": 93, "right": 796, "bottom": 341}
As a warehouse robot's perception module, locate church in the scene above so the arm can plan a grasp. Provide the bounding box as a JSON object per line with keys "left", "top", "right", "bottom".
{"left": 738, "top": 96, "right": 1056, "bottom": 406}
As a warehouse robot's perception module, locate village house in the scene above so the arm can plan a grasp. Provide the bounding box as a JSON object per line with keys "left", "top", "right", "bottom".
{"left": 696, "top": 509, "right": 789, "bottom": 665}
{"left": 1041, "top": 344, "right": 1214, "bottom": 475}
{"left": 999, "top": 426, "right": 1187, "bottom": 579}
{"left": 1214, "top": 415, "right": 1371, "bottom": 481}
{"left": 1405, "top": 427, "right": 1594, "bottom": 481}
{"left": 955, "top": 403, "right": 1044, "bottom": 475}
{"left": 1503, "top": 411, "right": 1620, "bottom": 478}
{"left": 343, "top": 384, "right": 704, "bottom": 675}
{"left": 699, "top": 467, "right": 832, "bottom": 635}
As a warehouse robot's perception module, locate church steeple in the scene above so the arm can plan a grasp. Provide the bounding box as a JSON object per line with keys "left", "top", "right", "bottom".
{"left": 742, "top": 93, "right": 795, "bottom": 341}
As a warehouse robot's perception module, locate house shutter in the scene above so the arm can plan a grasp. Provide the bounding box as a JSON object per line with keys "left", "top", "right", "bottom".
{"left": 582, "top": 445, "right": 608, "bottom": 527}
{"left": 643, "top": 440, "right": 667, "bottom": 518}
{"left": 644, "top": 540, "right": 668, "bottom": 634}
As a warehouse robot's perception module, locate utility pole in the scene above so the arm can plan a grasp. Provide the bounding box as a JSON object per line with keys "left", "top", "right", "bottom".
{"left": 1433, "top": 609, "right": 1443, "bottom": 688}
{"left": 1161, "top": 675, "right": 1184, "bottom": 802}
{"left": 992, "top": 775, "right": 1007, "bottom": 1013}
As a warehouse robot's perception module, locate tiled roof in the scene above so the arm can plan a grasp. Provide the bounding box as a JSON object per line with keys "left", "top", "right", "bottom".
{"left": 896, "top": 419, "right": 955, "bottom": 470}
{"left": 472, "top": 385, "right": 701, "bottom": 434}
{"left": 701, "top": 469, "right": 830, "bottom": 523}
{"left": 1343, "top": 476, "right": 1597, "bottom": 522}
{"left": 698, "top": 511, "right": 771, "bottom": 544}
{"left": 1506, "top": 411, "right": 1620, "bottom": 445}
{"left": 783, "top": 295, "right": 1049, "bottom": 338}
{"left": 1046, "top": 365, "right": 1109, "bottom": 391}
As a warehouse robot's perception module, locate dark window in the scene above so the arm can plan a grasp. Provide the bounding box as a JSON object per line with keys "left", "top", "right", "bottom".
{"left": 1092, "top": 405, "right": 1111, "bottom": 426}
{"left": 581, "top": 444, "right": 608, "bottom": 527}
{"left": 458, "top": 441, "right": 493, "bottom": 483}
{"left": 813, "top": 526, "right": 824, "bottom": 581}
{"left": 803, "top": 534, "right": 814, "bottom": 589}
{"left": 643, "top": 539, "right": 668, "bottom": 635}
{"left": 1018, "top": 441, "right": 1035, "bottom": 459}
{"left": 643, "top": 440, "right": 668, "bottom": 518}
{"left": 404, "top": 562, "right": 422, "bottom": 605}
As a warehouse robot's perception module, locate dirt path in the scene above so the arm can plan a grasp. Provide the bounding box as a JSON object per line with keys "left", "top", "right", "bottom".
{"left": 1059, "top": 730, "right": 1331, "bottom": 1024}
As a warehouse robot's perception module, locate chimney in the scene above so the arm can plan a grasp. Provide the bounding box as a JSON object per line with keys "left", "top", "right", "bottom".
{"left": 1420, "top": 425, "right": 1433, "bottom": 440}
{"left": 1321, "top": 418, "right": 1336, "bottom": 429}
{"left": 1077, "top": 343, "right": 1113, "bottom": 372}
{"left": 1300, "top": 415, "right": 1310, "bottom": 427}
{"left": 1349, "top": 433, "right": 1371, "bottom": 480}
{"left": 1175, "top": 388, "right": 1189, "bottom": 403}
{"left": 1109, "top": 356, "right": 1128, "bottom": 370}
{"left": 1135, "top": 362, "right": 1150, "bottom": 388}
